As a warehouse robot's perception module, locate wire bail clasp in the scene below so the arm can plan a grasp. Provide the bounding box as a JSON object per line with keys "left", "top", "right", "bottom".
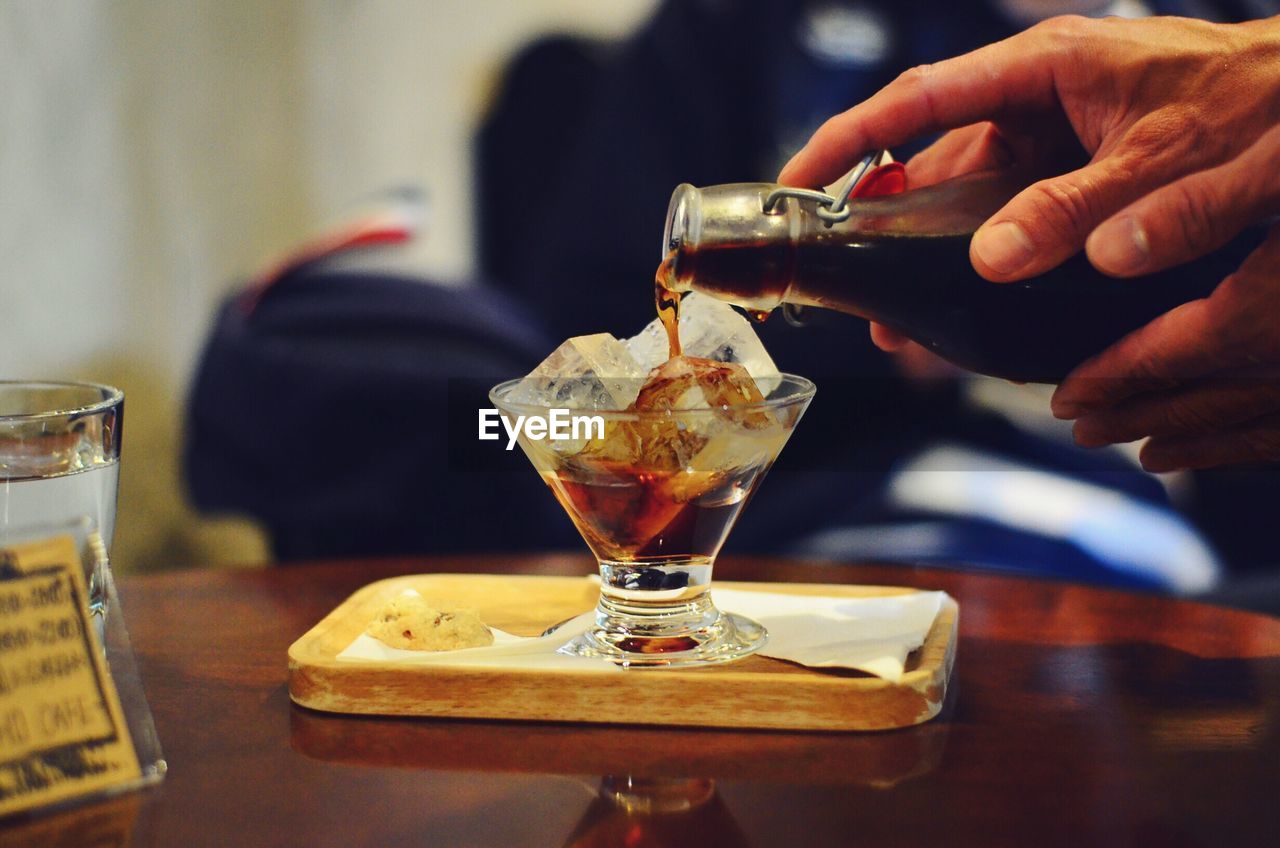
{"left": 761, "top": 150, "right": 886, "bottom": 225}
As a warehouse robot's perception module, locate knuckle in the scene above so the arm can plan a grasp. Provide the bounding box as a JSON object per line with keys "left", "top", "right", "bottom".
{"left": 1161, "top": 398, "right": 1219, "bottom": 435}
{"left": 1177, "top": 110, "right": 1216, "bottom": 159}
{"left": 1126, "top": 110, "right": 1213, "bottom": 162}
{"left": 1163, "top": 178, "right": 1220, "bottom": 256}
{"left": 894, "top": 63, "right": 941, "bottom": 124}
{"left": 894, "top": 63, "right": 934, "bottom": 90}
{"left": 1167, "top": 110, "right": 1211, "bottom": 153}
{"left": 1129, "top": 348, "right": 1169, "bottom": 385}
{"left": 1033, "top": 14, "right": 1089, "bottom": 40}
{"left": 1025, "top": 178, "right": 1101, "bottom": 242}
{"left": 1030, "top": 14, "right": 1094, "bottom": 63}
{"left": 1117, "top": 324, "right": 1182, "bottom": 388}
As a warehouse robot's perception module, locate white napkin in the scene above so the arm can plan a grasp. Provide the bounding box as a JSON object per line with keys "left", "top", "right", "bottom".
{"left": 713, "top": 588, "right": 948, "bottom": 681}
{"left": 337, "top": 587, "right": 950, "bottom": 682}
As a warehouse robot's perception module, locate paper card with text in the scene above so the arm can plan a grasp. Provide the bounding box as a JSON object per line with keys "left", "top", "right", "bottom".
{"left": 0, "top": 536, "right": 141, "bottom": 818}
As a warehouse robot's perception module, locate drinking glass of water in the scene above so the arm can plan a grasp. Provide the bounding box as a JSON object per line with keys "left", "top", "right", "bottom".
{"left": 0, "top": 381, "right": 123, "bottom": 614}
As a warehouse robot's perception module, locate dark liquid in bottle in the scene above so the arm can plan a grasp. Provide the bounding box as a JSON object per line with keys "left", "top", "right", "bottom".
{"left": 662, "top": 229, "right": 1261, "bottom": 383}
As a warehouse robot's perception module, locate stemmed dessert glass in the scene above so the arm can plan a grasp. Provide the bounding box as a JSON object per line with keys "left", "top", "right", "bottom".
{"left": 491, "top": 372, "right": 814, "bottom": 668}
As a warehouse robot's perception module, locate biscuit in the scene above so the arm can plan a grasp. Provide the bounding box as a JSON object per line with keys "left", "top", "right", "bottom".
{"left": 366, "top": 593, "right": 494, "bottom": 651}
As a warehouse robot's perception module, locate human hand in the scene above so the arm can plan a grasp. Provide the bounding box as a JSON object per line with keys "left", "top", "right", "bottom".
{"left": 1049, "top": 100, "right": 1280, "bottom": 467}
{"left": 780, "top": 15, "right": 1280, "bottom": 281}
{"left": 780, "top": 16, "right": 1280, "bottom": 467}
{"left": 867, "top": 123, "right": 1031, "bottom": 358}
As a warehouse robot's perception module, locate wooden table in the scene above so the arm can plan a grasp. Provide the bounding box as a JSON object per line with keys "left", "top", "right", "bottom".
{"left": 7, "top": 555, "right": 1280, "bottom": 847}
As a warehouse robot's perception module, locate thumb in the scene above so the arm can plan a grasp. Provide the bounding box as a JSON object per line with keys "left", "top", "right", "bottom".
{"left": 1085, "top": 124, "right": 1280, "bottom": 277}
{"left": 969, "top": 110, "right": 1220, "bottom": 282}
{"left": 968, "top": 162, "right": 1125, "bottom": 281}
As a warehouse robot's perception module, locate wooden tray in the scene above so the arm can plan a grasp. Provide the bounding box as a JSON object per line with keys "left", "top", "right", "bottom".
{"left": 288, "top": 574, "right": 958, "bottom": 732}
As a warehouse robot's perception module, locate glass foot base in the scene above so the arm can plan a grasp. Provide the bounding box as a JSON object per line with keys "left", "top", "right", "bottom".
{"left": 556, "top": 610, "right": 768, "bottom": 669}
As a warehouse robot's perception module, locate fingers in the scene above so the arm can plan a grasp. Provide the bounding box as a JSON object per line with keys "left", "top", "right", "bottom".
{"left": 869, "top": 323, "right": 960, "bottom": 378}
{"left": 905, "top": 124, "right": 1012, "bottom": 188}
{"left": 1140, "top": 414, "right": 1280, "bottom": 472}
{"left": 778, "top": 27, "right": 1064, "bottom": 188}
{"left": 970, "top": 109, "right": 1228, "bottom": 281}
{"left": 869, "top": 322, "right": 910, "bottom": 351}
{"left": 1071, "top": 370, "right": 1280, "bottom": 447}
{"left": 892, "top": 340, "right": 963, "bottom": 380}
{"left": 1053, "top": 225, "right": 1280, "bottom": 417}
{"left": 1049, "top": 297, "right": 1222, "bottom": 417}
{"left": 1086, "top": 123, "right": 1280, "bottom": 277}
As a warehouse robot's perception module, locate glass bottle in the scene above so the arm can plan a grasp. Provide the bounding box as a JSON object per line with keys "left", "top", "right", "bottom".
{"left": 659, "top": 168, "right": 1258, "bottom": 383}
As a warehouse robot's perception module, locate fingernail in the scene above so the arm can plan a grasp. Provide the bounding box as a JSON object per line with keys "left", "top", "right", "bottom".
{"left": 1050, "top": 389, "right": 1089, "bottom": 419}
{"left": 973, "top": 222, "right": 1035, "bottom": 276}
{"left": 1072, "top": 417, "right": 1113, "bottom": 448}
{"left": 1088, "top": 216, "right": 1149, "bottom": 275}
{"left": 1051, "top": 398, "right": 1085, "bottom": 419}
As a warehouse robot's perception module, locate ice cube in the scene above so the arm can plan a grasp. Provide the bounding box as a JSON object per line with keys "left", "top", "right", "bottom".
{"left": 578, "top": 418, "right": 644, "bottom": 465}
{"left": 627, "top": 357, "right": 776, "bottom": 473}
{"left": 689, "top": 426, "right": 788, "bottom": 475}
{"left": 578, "top": 359, "right": 782, "bottom": 475}
{"left": 626, "top": 293, "right": 782, "bottom": 394}
{"left": 509, "top": 333, "right": 646, "bottom": 411}
{"left": 633, "top": 356, "right": 767, "bottom": 414}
